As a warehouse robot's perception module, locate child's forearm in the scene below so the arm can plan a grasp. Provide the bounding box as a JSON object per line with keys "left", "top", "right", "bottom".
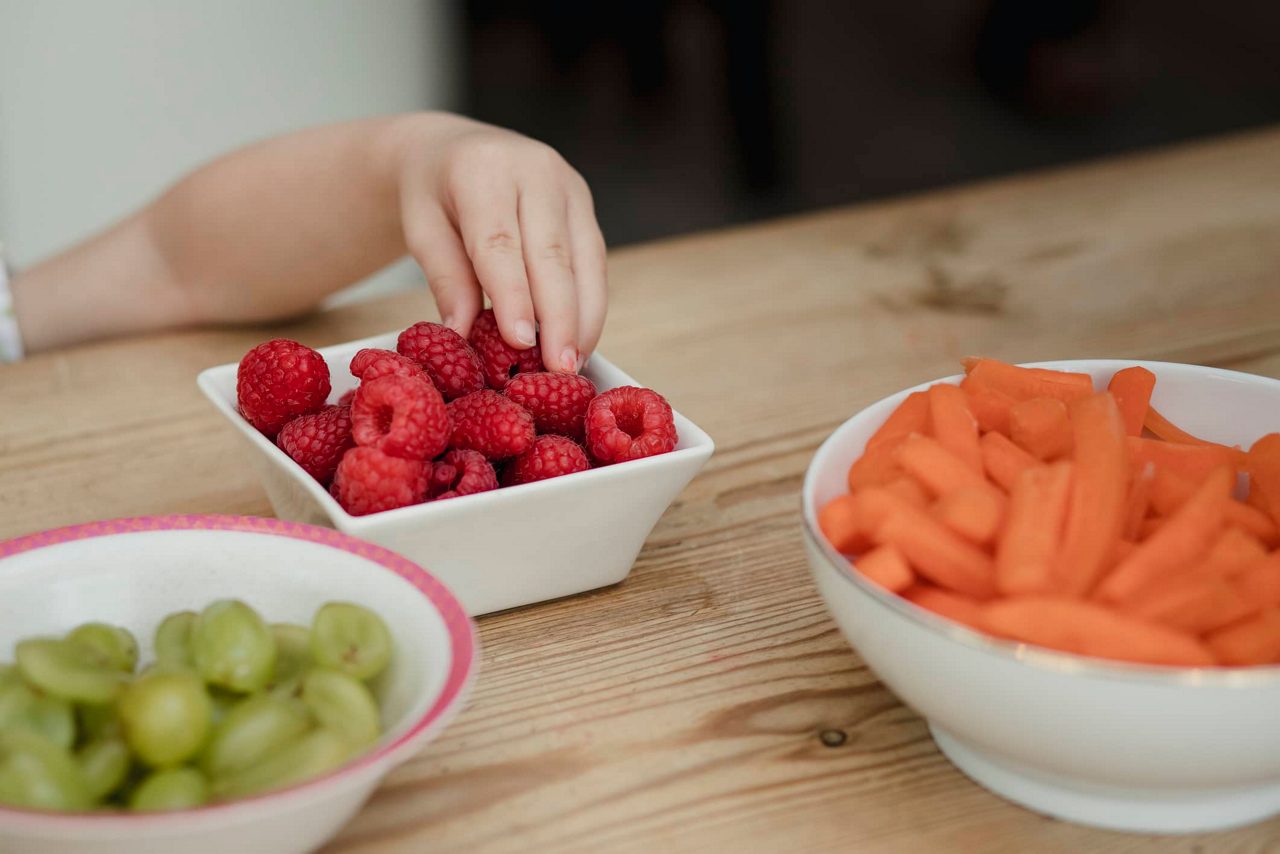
{"left": 12, "top": 115, "right": 420, "bottom": 353}
{"left": 11, "top": 111, "right": 607, "bottom": 367}
{"left": 146, "top": 115, "right": 413, "bottom": 323}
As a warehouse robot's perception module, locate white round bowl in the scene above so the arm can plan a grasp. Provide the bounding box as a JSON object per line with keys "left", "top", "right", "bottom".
{"left": 802, "top": 360, "right": 1280, "bottom": 834}
{"left": 0, "top": 515, "right": 477, "bottom": 854}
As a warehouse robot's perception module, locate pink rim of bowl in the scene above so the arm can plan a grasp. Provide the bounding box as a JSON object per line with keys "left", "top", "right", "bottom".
{"left": 800, "top": 361, "right": 1280, "bottom": 685}
{"left": 0, "top": 514, "right": 477, "bottom": 828}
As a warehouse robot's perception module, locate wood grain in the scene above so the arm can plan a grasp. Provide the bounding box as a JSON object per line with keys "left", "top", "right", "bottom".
{"left": 4, "top": 127, "right": 1280, "bottom": 852}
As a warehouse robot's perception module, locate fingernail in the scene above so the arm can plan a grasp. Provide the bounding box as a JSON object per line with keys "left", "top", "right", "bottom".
{"left": 514, "top": 319, "right": 536, "bottom": 347}
{"left": 576, "top": 352, "right": 586, "bottom": 373}
{"left": 560, "top": 347, "right": 578, "bottom": 373}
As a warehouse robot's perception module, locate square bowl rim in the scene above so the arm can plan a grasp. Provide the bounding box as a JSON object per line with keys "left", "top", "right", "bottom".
{"left": 196, "top": 332, "right": 715, "bottom": 529}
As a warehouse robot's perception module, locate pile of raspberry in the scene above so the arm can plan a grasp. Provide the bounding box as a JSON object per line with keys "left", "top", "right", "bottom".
{"left": 235, "top": 310, "right": 679, "bottom": 516}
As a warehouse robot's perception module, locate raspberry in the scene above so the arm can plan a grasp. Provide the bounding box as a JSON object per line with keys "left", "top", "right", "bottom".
{"left": 468, "top": 309, "right": 543, "bottom": 389}
{"left": 504, "top": 372, "right": 597, "bottom": 441}
{"left": 503, "top": 435, "right": 591, "bottom": 486}
{"left": 585, "top": 386, "right": 678, "bottom": 464}
{"left": 336, "top": 389, "right": 356, "bottom": 407}
{"left": 349, "top": 349, "right": 426, "bottom": 383}
{"left": 276, "top": 405, "right": 355, "bottom": 484}
{"left": 351, "top": 375, "right": 450, "bottom": 460}
{"left": 353, "top": 348, "right": 427, "bottom": 386}
{"left": 428, "top": 449, "right": 499, "bottom": 500}
{"left": 396, "top": 322, "right": 485, "bottom": 400}
{"left": 447, "top": 390, "right": 535, "bottom": 460}
{"left": 332, "top": 447, "right": 428, "bottom": 516}
{"left": 236, "top": 339, "right": 331, "bottom": 437}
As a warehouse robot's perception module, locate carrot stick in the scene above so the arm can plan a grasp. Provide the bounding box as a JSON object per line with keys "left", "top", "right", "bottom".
{"left": 1097, "top": 466, "right": 1233, "bottom": 603}
{"left": 1128, "top": 436, "right": 1241, "bottom": 484}
{"left": 980, "top": 431, "right": 1041, "bottom": 493}
{"left": 981, "top": 597, "right": 1215, "bottom": 666}
{"left": 996, "top": 462, "right": 1073, "bottom": 595}
{"left": 1231, "top": 553, "right": 1280, "bottom": 612}
{"left": 896, "top": 434, "right": 1004, "bottom": 503}
{"left": 1247, "top": 433, "right": 1280, "bottom": 526}
{"left": 1055, "top": 393, "right": 1130, "bottom": 596}
{"left": 904, "top": 585, "right": 988, "bottom": 630}
{"left": 1111, "top": 539, "right": 1138, "bottom": 564}
{"left": 1009, "top": 397, "right": 1074, "bottom": 461}
{"left": 928, "top": 383, "right": 983, "bottom": 473}
{"left": 1225, "top": 503, "right": 1277, "bottom": 545}
{"left": 1149, "top": 465, "right": 1278, "bottom": 546}
{"left": 1194, "top": 526, "right": 1269, "bottom": 579}
{"left": 853, "top": 544, "right": 915, "bottom": 593}
{"left": 867, "top": 391, "right": 930, "bottom": 451}
{"left": 882, "top": 476, "right": 930, "bottom": 508}
{"left": 960, "top": 376, "right": 1015, "bottom": 435}
{"left": 1246, "top": 482, "right": 1272, "bottom": 515}
{"left": 1144, "top": 406, "right": 1242, "bottom": 458}
{"left": 846, "top": 487, "right": 904, "bottom": 539}
{"left": 1206, "top": 610, "right": 1280, "bottom": 666}
{"left": 1129, "top": 574, "right": 1249, "bottom": 635}
{"left": 1130, "top": 548, "right": 1276, "bottom": 635}
{"left": 1147, "top": 465, "right": 1198, "bottom": 515}
{"left": 818, "top": 494, "right": 865, "bottom": 553}
{"left": 1107, "top": 366, "right": 1157, "bottom": 437}
{"left": 963, "top": 358, "right": 1094, "bottom": 403}
{"left": 848, "top": 435, "right": 906, "bottom": 491}
{"left": 1123, "top": 462, "right": 1155, "bottom": 542}
{"left": 936, "top": 485, "right": 1006, "bottom": 546}
{"left": 870, "top": 499, "right": 998, "bottom": 599}
{"left": 1138, "top": 516, "right": 1166, "bottom": 540}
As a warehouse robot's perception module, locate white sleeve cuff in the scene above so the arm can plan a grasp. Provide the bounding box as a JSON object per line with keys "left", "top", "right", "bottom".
{"left": 0, "top": 244, "right": 24, "bottom": 363}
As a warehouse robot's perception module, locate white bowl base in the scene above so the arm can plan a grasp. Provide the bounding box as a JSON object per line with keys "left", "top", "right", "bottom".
{"left": 931, "top": 725, "right": 1280, "bottom": 834}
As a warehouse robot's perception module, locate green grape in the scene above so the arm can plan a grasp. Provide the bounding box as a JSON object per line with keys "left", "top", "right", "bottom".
{"left": 208, "top": 687, "right": 240, "bottom": 727}
{"left": 270, "top": 623, "right": 312, "bottom": 688}
{"left": 77, "top": 702, "right": 121, "bottom": 742}
{"left": 0, "top": 730, "right": 92, "bottom": 811}
{"left": 0, "top": 681, "right": 76, "bottom": 749}
{"left": 15, "top": 638, "right": 125, "bottom": 704}
{"left": 77, "top": 737, "right": 130, "bottom": 800}
{"left": 310, "top": 602, "right": 393, "bottom": 681}
{"left": 192, "top": 600, "right": 276, "bottom": 693}
{"left": 118, "top": 670, "right": 211, "bottom": 767}
{"left": 129, "top": 767, "right": 208, "bottom": 812}
{"left": 154, "top": 611, "right": 198, "bottom": 668}
{"left": 201, "top": 693, "right": 310, "bottom": 778}
{"left": 300, "top": 668, "right": 381, "bottom": 749}
{"left": 212, "top": 728, "right": 350, "bottom": 801}
{"left": 0, "top": 663, "right": 17, "bottom": 691}
{"left": 66, "top": 623, "right": 138, "bottom": 673}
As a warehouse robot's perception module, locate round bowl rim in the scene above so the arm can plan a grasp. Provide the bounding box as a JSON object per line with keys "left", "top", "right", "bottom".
{"left": 0, "top": 514, "right": 478, "bottom": 830}
{"left": 801, "top": 358, "right": 1280, "bottom": 687}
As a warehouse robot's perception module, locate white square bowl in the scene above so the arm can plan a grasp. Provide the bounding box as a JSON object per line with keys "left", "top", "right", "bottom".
{"left": 197, "top": 332, "right": 715, "bottom": 616}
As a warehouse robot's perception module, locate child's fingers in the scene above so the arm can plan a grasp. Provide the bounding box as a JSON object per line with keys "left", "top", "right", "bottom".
{"left": 453, "top": 172, "right": 537, "bottom": 350}
{"left": 568, "top": 182, "right": 607, "bottom": 359}
{"left": 518, "top": 179, "right": 580, "bottom": 373}
{"left": 401, "top": 198, "right": 483, "bottom": 335}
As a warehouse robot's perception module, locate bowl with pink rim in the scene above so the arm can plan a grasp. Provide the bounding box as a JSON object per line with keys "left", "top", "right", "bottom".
{"left": 0, "top": 515, "right": 477, "bottom": 854}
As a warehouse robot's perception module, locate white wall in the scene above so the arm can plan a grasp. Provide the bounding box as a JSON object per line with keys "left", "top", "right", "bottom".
{"left": 0, "top": 0, "right": 459, "bottom": 300}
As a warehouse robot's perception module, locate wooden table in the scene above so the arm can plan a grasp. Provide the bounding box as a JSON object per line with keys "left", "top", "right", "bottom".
{"left": 4, "top": 128, "right": 1280, "bottom": 852}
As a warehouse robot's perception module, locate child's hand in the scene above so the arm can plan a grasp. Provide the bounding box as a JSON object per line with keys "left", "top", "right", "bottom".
{"left": 392, "top": 114, "right": 607, "bottom": 373}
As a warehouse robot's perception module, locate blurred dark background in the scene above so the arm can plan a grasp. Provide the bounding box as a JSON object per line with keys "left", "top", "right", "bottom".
{"left": 462, "top": 0, "right": 1280, "bottom": 246}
